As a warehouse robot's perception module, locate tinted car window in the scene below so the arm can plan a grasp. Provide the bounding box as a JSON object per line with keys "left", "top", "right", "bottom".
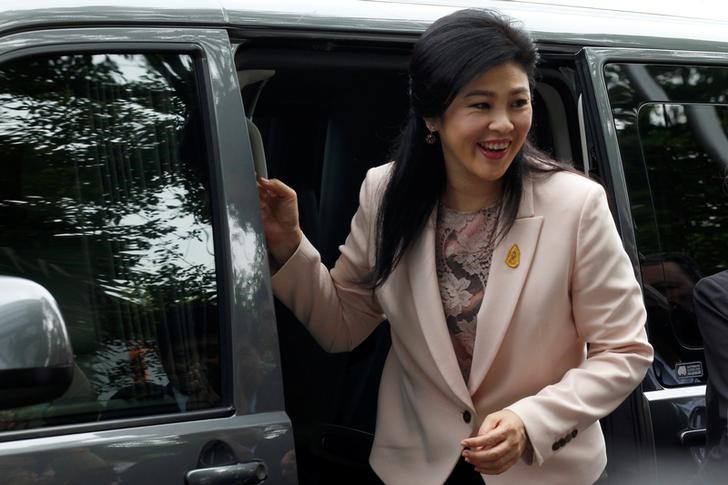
{"left": 0, "top": 51, "right": 221, "bottom": 429}
{"left": 605, "top": 63, "right": 728, "bottom": 387}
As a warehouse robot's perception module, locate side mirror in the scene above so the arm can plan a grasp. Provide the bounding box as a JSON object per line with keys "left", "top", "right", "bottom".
{"left": 0, "top": 277, "right": 74, "bottom": 410}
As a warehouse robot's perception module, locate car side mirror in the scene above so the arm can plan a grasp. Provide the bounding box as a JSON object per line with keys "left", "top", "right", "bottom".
{"left": 0, "top": 277, "right": 74, "bottom": 410}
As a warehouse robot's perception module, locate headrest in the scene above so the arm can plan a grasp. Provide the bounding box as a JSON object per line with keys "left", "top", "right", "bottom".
{"left": 237, "top": 69, "right": 276, "bottom": 89}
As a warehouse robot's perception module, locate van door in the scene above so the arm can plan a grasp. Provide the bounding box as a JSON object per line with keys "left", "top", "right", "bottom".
{"left": 579, "top": 46, "right": 728, "bottom": 484}
{"left": 0, "top": 27, "right": 295, "bottom": 484}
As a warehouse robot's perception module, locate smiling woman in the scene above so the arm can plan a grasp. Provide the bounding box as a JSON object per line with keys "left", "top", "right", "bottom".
{"left": 427, "top": 62, "right": 533, "bottom": 211}
{"left": 258, "top": 8, "right": 653, "bottom": 485}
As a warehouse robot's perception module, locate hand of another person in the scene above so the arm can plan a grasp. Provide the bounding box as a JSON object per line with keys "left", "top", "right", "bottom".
{"left": 460, "top": 409, "right": 529, "bottom": 475}
{"left": 257, "top": 177, "right": 302, "bottom": 267}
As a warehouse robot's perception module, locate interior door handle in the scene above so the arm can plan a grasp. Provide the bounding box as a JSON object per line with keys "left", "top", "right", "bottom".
{"left": 185, "top": 460, "right": 268, "bottom": 485}
{"left": 680, "top": 428, "right": 706, "bottom": 447}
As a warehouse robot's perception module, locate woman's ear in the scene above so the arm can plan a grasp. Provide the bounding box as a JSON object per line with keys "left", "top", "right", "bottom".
{"left": 423, "top": 117, "right": 440, "bottom": 132}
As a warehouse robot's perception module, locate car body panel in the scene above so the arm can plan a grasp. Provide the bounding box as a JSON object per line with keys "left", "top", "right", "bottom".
{"left": 0, "top": 412, "right": 291, "bottom": 483}
{"left": 2, "top": 1, "right": 728, "bottom": 52}
{"left": 581, "top": 45, "right": 728, "bottom": 483}
{"left": 2, "top": 2, "right": 727, "bottom": 484}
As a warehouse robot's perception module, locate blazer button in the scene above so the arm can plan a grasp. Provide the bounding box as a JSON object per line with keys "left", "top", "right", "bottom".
{"left": 463, "top": 410, "right": 472, "bottom": 424}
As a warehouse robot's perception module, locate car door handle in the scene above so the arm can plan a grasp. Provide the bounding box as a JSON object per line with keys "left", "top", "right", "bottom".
{"left": 680, "top": 428, "right": 706, "bottom": 447}
{"left": 185, "top": 460, "right": 267, "bottom": 485}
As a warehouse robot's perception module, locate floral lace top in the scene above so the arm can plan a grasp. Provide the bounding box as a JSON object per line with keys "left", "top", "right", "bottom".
{"left": 436, "top": 202, "right": 498, "bottom": 382}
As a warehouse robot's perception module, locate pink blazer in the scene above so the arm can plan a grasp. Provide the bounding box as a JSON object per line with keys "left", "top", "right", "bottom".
{"left": 272, "top": 163, "right": 653, "bottom": 485}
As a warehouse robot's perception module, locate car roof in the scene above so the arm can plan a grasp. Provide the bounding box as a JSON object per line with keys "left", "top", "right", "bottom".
{"left": 2, "top": 0, "right": 728, "bottom": 53}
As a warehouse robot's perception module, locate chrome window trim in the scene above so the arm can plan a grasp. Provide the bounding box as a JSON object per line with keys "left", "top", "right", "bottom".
{"left": 577, "top": 94, "right": 589, "bottom": 175}
{"left": 644, "top": 385, "right": 706, "bottom": 402}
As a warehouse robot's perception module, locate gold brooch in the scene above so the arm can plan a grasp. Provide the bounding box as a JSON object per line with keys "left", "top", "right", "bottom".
{"left": 506, "top": 244, "right": 520, "bottom": 268}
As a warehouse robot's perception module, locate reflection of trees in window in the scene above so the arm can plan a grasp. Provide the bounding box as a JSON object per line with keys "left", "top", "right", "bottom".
{"left": 605, "top": 63, "right": 728, "bottom": 275}
{"left": 606, "top": 63, "right": 728, "bottom": 388}
{"left": 649, "top": 66, "right": 728, "bottom": 104}
{"left": 604, "top": 64, "right": 654, "bottom": 247}
{"left": 0, "top": 52, "right": 217, "bottom": 397}
{"left": 637, "top": 103, "right": 728, "bottom": 275}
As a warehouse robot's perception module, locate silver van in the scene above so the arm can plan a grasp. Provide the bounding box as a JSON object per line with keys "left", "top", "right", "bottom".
{"left": 1, "top": 1, "right": 727, "bottom": 484}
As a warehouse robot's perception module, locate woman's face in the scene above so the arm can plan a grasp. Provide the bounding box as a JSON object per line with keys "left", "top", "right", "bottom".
{"left": 429, "top": 62, "right": 532, "bottom": 197}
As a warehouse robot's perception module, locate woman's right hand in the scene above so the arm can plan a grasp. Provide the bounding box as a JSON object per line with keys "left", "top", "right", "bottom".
{"left": 257, "top": 177, "right": 303, "bottom": 268}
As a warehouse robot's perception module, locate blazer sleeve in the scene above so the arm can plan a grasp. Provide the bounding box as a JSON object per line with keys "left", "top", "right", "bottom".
{"left": 270, "top": 166, "right": 386, "bottom": 352}
{"left": 506, "top": 183, "right": 654, "bottom": 466}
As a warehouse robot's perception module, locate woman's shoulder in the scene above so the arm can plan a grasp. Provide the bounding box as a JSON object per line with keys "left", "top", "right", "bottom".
{"left": 530, "top": 169, "right": 607, "bottom": 217}
{"left": 365, "top": 161, "right": 395, "bottom": 184}
{"left": 532, "top": 169, "right": 604, "bottom": 201}
{"left": 361, "top": 161, "right": 395, "bottom": 198}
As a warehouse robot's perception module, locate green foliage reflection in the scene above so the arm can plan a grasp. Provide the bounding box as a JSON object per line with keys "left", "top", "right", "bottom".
{"left": 0, "top": 52, "right": 217, "bottom": 401}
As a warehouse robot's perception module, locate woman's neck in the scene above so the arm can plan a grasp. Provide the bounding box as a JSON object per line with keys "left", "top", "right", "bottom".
{"left": 442, "top": 180, "right": 502, "bottom": 212}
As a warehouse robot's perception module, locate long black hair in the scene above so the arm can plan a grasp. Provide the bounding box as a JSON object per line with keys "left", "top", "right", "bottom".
{"left": 368, "top": 8, "right": 566, "bottom": 288}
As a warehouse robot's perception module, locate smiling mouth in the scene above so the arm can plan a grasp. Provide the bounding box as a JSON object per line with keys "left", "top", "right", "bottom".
{"left": 477, "top": 141, "right": 511, "bottom": 152}
{"left": 477, "top": 141, "right": 512, "bottom": 159}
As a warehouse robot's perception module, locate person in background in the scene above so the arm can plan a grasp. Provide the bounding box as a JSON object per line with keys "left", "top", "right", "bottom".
{"left": 640, "top": 252, "right": 704, "bottom": 386}
{"left": 694, "top": 270, "right": 728, "bottom": 483}
{"left": 103, "top": 304, "right": 220, "bottom": 416}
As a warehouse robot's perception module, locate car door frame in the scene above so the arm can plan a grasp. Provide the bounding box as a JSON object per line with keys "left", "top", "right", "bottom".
{"left": 577, "top": 45, "right": 728, "bottom": 484}
{"left": 0, "top": 25, "right": 293, "bottom": 484}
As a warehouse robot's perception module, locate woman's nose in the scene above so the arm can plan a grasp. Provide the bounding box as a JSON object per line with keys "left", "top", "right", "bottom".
{"left": 489, "top": 111, "right": 514, "bottom": 132}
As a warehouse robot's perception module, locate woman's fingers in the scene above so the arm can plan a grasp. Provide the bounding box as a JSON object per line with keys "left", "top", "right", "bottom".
{"left": 461, "top": 413, "right": 510, "bottom": 450}
{"left": 460, "top": 409, "right": 528, "bottom": 475}
{"left": 256, "top": 179, "right": 279, "bottom": 201}
{"left": 258, "top": 178, "right": 299, "bottom": 219}
{"left": 256, "top": 176, "right": 302, "bottom": 266}
{"left": 461, "top": 427, "right": 502, "bottom": 450}
{"left": 258, "top": 177, "right": 296, "bottom": 199}
{"left": 463, "top": 433, "right": 507, "bottom": 461}
{"left": 463, "top": 439, "right": 513, "bottom": 473}
{"left": 476, "top": 454, "right": 518, "bottom": 475}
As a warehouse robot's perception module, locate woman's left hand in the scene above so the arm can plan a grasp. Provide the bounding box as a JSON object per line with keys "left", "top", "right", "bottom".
{"left": 460, "top": 409, "right": 529, "bottom": 475}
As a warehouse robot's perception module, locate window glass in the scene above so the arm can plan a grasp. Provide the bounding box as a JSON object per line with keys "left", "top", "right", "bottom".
{"left": 605, "top": 63, "right": 728, "bottom": 388}
{"left": 0, "top": 51, "right": 221, "bottom": 429}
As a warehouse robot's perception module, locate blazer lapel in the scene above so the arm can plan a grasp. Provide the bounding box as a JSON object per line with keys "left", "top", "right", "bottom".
{"left": 407, "top": 207, "right": 474, "bottom": 409}
{"left": 468, "top": 177, "right": 544, "bottom": 393}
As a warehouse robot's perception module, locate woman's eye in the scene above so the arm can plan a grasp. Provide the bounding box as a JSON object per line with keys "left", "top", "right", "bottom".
{"left": 471, "top": 102, "right": 491, "bottom": 109}
{"left": 511, "top": 99, "right": 530, "bottom": 108}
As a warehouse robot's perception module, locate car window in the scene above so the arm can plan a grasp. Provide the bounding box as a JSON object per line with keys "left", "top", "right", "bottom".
{"left": 605, "top": 63, "right": 728, "bottom": 388}
{"left": 0, "top": 51, "right": 222, "bottom": 430}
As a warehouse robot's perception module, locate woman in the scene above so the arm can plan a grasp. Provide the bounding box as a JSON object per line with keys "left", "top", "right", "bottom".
{"left": 258, "top": 9, "right": 653, "bottom": 485}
